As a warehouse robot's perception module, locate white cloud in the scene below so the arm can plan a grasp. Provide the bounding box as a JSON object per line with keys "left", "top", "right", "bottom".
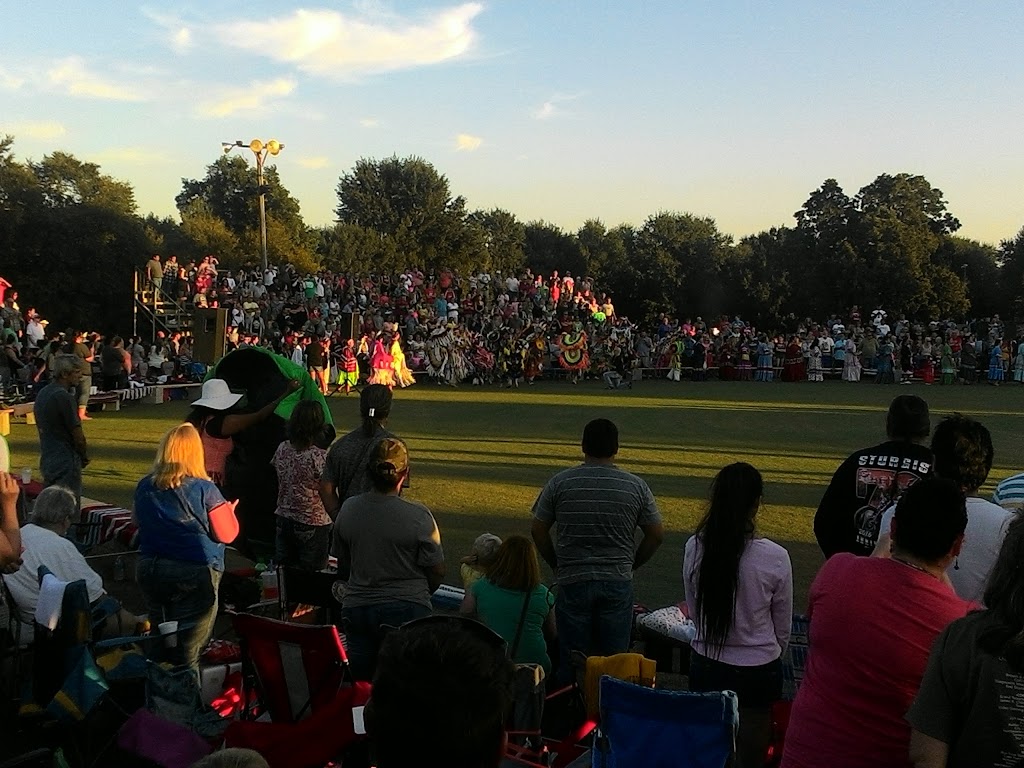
{"left": 0, "top": 70, "right": 24, "bottom": 90}
{"left": 359, "top": 118, "right": 379, "bottom": 128}
{"left": 142, "top": 9, "right": 195, "bottom": 53}
{"left": 196, "top": 77, "right": 296, "bottom": 118}
{"left": 298, "top": 156, "right": 330, "bottom": 169}
{"left": 456, "top": 133, "right": 482, "bottom": 151}
{"left": 4, "top": 120, "right": 66, "bottom": 140}
{"left": 47, "top": 57, "right": 144, "bottom": 101}
{"left": 215, "top": 3, "right": 483, "bottom": 79}
{"left": 171, "top": 28, "right": 194, "bottom": 53}
{"left": 533, "top": 93, "right": 583, "bottom": 121}
{"left": 92, "top": 147, "right": 173, "bottom": 165}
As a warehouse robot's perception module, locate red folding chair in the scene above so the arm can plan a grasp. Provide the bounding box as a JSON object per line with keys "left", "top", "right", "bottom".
{"left": 224, "top": 613, "right": 369, "bottom": 768}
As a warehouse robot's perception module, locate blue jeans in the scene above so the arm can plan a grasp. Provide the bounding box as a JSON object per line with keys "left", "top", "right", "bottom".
{"left": 555, "top": 579, "right": 634, "bottom": 684}
{"left": 137, "top": 557, "right": 222, "bottom": 675}
{"left": 340, "top": 601, "right": 431, "bottom": 681}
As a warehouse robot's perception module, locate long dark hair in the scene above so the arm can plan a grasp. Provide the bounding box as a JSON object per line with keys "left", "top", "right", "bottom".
{"left": 980, "top": 515, "right": 1024, "bottom": 672}
{"left": 691, "top": 462, "right": 763, "bottom": 656}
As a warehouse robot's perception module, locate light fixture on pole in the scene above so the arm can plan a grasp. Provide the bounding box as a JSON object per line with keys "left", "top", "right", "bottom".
{"left": 221, "top": 138, "right": 284, "bottom": 272}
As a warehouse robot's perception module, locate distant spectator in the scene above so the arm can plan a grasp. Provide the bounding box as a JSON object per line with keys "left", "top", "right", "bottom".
{"left": 366, "top": 617, "right": 514, "bottom": 768}
{"left": 531, "top": 418, "right": 664, "bottom": 682}
{"left": 684, "top": 463, "right": 792, "bottom": 768}
{"left": 814, "top": 395, "right": 932, "bottom": 558}
{"left": 781, "top": 479, "right": 973, "bottom": 768}
{"left": 459, "top": 533, "right": 502, "bottom": 592}
{"left": 146, "top": 254, "right": 163, "bottom": 294}
{"left": 100, "top": 336, "right": 131, "bottom": 391}
{"left": 907, "top": 515, "right": 1024, "bottom": 767}
{"left": 69, "top": 330, "right": 95, "bottom": 421}
{"left": 33, "top": 354, "right": 89, "bottom": 504}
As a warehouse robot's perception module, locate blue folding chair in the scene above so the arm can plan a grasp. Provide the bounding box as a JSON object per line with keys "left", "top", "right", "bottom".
{"left": 592, "top": 676, "right": 738, "bottom": 768}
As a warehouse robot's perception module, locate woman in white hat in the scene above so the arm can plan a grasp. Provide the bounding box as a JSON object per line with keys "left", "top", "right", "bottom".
{"left": 186, "top": 377, "right": 298, "bottom": 486}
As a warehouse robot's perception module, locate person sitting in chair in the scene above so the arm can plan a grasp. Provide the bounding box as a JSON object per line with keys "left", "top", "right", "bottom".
{"left": 2, "top": 485, "right": 141, "bottom": 642}
{"left": 366, "top": 617, "right": 515, "bottom": 768}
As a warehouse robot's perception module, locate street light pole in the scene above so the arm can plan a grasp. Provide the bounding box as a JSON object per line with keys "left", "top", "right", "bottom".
{"left": 221, "top": 138, "right": 284, "bottom": 272}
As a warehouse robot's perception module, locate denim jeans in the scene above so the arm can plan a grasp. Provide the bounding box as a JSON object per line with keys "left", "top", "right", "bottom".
{"left": 340, "top": 601, "right": 431, "bottom": 681}
{"left": 555, "top": 579, "right": 634, "bottom": 684}
{"left": 137, "top": 557, "right": 222, "bottom": 674}
{"left": 274, "top": 518, "right": 331, "bottom": 571}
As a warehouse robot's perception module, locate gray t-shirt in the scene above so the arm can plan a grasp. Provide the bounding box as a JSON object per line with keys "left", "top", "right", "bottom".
{"left": 323, "top": 425, "right": 395, "bottom": 503}
{"left": 532, "top": 463, "right": 661, "bottom": 585}
{"left": 333, "top": 493, "right": 444, "bottom": 609}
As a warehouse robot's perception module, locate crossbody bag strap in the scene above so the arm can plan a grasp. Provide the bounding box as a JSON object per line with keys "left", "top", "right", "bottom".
{"left": 509, "top": 589, "right": 532, "bottom": 658}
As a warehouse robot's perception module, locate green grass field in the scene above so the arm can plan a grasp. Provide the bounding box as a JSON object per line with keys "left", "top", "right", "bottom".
{"left": 8, "top": 379, "right": 1024, "bottom": 611}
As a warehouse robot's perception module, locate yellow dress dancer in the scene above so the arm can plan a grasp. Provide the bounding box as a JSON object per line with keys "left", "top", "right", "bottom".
{"left": 391, "top": 337, "right": 417, "bottom": 388}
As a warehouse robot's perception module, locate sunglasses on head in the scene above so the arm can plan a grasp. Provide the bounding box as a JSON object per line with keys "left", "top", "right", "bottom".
{"left": 398, "top": 615, "right": 508, "bottom": 654}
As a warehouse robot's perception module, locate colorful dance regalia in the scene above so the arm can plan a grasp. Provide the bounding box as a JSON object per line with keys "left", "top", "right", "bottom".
{"left": 338, "top": 343, "right": 359, "bottom": 391}
{"left": 426, "top": 325, "right": 458, "bottom": 385}
{"left": 390, "top": 338, "right": 416, "bottom": 388}
{"left": 556, "top": 329, "right": 589, "bottom": 372}
{"left": 368, "top": 338, "right": 397, "bottom": 388}
{"left": 524, "top": 334, "right": 546, "bottom": 380}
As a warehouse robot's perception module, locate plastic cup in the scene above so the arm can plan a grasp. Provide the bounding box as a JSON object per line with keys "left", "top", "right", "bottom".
{"left": 158, "top": 620, "right": 179, "bottom": 648}
{"left": 20, "top": 467, "right": 31, "bottom": 484}
{"left": 261, "top": 570, "right": 279, "bottom": 600}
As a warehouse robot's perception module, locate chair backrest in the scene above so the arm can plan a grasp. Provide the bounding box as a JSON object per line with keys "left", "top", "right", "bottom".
{"left": 33, "top": 567, "right": 93, "bottom": 706}
{"left": 594, "top": 677, "right": 738, "bottom": 768}
{"left": 232, "top": 612, "right": 348, "bottom": 723}
{"left": 277, "top": 566, "right": 340, "bottom": 624}
{"left": 583, "top": 653, "right": 656, "bottom": 720}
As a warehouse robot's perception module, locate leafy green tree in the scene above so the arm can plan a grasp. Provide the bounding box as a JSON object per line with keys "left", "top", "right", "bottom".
{"left": 177, "top": 155, "right": 313, "bottom": 267}
{"left": 335, "top": 155, "right": 475, "bottom": 273}
{"left": 523, "top": 221, "right": 584, "bottom": 279}
{"left": 997, "top": 227, "right": 1024, "bottom": 319}
{"left": 726, "top": 228, "right": 798, "bottom": 324}
{"left": 467, "top": 208, "right": 525, "bottom": 274}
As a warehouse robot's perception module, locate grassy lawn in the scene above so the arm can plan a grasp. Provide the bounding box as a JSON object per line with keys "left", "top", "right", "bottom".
{"left": 8, "top": 379, "right": 1024, "bottom": 611}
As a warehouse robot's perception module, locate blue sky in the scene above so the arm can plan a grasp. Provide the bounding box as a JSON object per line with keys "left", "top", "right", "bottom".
{"left": 2, "top": 1, "right": 1022, "bottom": 244}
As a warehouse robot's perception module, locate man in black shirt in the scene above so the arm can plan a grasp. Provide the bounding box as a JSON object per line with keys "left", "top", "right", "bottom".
{"left": 814, "top": 395, "right": 933, "bottom": 557}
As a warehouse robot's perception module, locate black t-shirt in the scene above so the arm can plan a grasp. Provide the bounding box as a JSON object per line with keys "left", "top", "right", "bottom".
{"left": 307, "top": 341, "right": 324, "bottom": 367}
{"left": 907, "top": 611, "right": 1024, "bottom": 767}
{"left": 814, "top": 440, "right": 934, "bottom": 557}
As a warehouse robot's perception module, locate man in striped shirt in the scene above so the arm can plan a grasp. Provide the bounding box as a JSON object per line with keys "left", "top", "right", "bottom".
{"left": 532, "top": 418, "right": 664, "bottom": 682}
{"left": 992, "top": 470, "right": 1024, "bottom": 512}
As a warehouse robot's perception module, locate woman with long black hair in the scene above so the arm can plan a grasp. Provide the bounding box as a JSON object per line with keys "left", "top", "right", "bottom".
{"left": 908, "top": 514, "right": 1024, "bottom": 766}
{"left": 684, "top": 462, "right": 793, "bottom": 768}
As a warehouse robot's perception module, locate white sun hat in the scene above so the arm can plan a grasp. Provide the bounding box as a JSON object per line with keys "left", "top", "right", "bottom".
{"left": 192, "top": 378, "right": 243, "bottom": 410}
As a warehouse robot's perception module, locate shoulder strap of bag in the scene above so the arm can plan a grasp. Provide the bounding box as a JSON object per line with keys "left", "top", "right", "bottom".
{"left": 509, "top": 589, "right": 532, "bottom": 658}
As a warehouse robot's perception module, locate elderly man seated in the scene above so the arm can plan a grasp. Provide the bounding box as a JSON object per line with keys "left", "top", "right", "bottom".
{"left": 3, "top": 485, "right": 141, "bottom": 642}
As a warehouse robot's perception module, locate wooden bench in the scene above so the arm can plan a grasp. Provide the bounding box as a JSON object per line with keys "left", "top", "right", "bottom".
{"left": 141, "top": 382, "right": 203, "bottom": 404}
{"left": 87, "top": 392, "right": 121, "bottom": 412}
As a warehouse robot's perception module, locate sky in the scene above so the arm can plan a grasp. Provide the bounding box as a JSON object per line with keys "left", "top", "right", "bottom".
{"left": 1, "top": 1, "right": 1022, "bottom": 245}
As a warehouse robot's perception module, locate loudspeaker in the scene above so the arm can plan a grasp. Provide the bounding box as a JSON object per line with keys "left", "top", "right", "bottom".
{"left": 192, "top": 308, "right": 228, "bottom": 363}
{"left": 339, "top": 312, "right": 360, "bottom": 341}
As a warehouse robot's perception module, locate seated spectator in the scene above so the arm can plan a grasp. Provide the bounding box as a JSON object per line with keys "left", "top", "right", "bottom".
{"left": 2, "top": 486, "right": 140, "bottom": 640}
{"left": 461, "top": 535, "right": 555, "bottom": 674}
{"left": 876, "top": 414, "right": 1012, "bottom": 603}
{"left": 684, "top": 462, "right": 792, "bottom": 768}
{"left": 333, "top": 438, "right": 446, "bottom": 681}
{"left": 781, "top": 479, "right": 973, "bottom": 768}
{"left": 459, "top": 533, "right": 502, "bottom": 591}
{"left": 908, "top": 514, "right": 1024, "bottom": 766}
{"left": 366, "top": 617, "right": 514, "bottom": 768}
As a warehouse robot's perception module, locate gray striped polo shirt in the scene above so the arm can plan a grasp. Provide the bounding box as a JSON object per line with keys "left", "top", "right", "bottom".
{"left": 532, "top": 462, "right": 661, "bottom": 585}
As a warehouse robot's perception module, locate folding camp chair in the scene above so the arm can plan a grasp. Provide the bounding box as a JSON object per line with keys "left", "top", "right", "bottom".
{"left": 224, "top": 612, "right": 368, "bottom": 768}
{"left": 276, "top": 566, "right": 340, "bottom": 625}
{"left": 504, "top": 652, "right": 657, "bottom": 768}
{"left": 592, "top": 676, "right": 738, "bottom": 768}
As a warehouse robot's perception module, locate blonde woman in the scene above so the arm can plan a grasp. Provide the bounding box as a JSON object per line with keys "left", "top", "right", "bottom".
{"left": 135, "top": 424, "right": 239, "bottom": 673}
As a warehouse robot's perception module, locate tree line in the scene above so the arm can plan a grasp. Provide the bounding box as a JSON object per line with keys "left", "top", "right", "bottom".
{"left": 1, "top": 134, "right": 1022, "bottom": 333}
